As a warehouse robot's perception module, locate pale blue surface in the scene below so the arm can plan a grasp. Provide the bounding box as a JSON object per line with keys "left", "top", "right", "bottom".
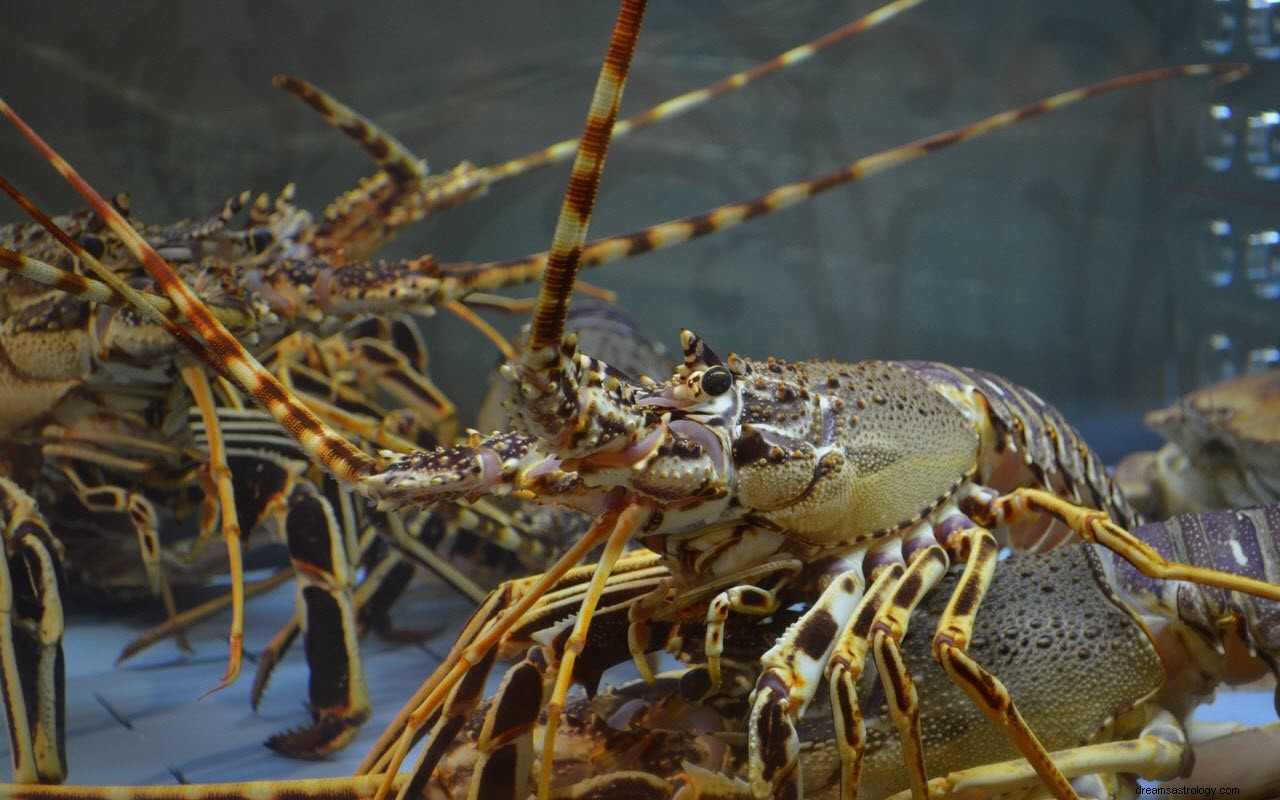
{"left": 46, "top": 574, "right": 473, "bottom": 785}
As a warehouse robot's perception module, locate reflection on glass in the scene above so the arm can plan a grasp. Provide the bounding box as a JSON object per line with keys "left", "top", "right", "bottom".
{"left": 1196, "top": 218, "right": 1238, "bottom": 287}
{"left": 1244, "top": 229, "right": 1280, "bottom": 298}
{"left": 1248, "top": 0, "right": 1280, "bottom": 57}
{"left": 1247, "top": 347, "right": 1280, "bottom": 372}
{"left": 1197, "top": 104, "right": 1237, "bottom": 172}
{"left": 1196, "top": 332, "right": 1238, "bottom": 385}
{"left": 1200, "top": 0, "right": 1241, "bottom": 54}
{"left": 1246, "top": 111, "right": 1280, "bottom": 179}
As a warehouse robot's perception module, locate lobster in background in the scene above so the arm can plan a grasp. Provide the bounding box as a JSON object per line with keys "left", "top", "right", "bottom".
{"left": 0, "top": 1, "right": 1270, "bottom": 798}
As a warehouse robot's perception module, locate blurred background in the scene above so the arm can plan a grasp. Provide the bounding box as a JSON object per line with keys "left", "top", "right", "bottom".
{"left": 1, "top": 0, "right": 1279, "bottom": 787}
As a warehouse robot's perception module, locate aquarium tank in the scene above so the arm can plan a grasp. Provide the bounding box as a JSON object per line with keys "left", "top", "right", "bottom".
{"left": 0, "top": 0, "right": 1276, "bottom": 786}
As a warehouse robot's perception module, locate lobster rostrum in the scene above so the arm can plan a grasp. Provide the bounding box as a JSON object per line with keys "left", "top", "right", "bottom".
{"left": 0, "top": 3, "right": 1271, "bottom": 799}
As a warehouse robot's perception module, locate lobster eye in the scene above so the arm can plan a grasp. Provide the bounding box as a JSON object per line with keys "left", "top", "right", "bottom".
{"left": 701, "top": 365, "right": 733, "bottom": 396}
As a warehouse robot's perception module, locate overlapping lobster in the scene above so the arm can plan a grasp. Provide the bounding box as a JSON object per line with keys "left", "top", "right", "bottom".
{"left": 3, "top": 505, "right": 1278, "bottom": 798}
{"left": 1, "top": 1, "right": 1277, "bottom": 798}
{"left": 421, "top": 504, "right": 1280, "bottom": 799}
{"left": 0, "top": 0, "right": 951, "bottom": 771}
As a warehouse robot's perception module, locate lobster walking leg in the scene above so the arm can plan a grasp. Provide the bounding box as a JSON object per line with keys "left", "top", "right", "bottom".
{"left": 0, "top": 477, "right": 64, "bottom": 785}
{"left": 827, "top": 564, "right": 906, "bottom": 797}
{"left": 375, "top": 505, "right": 632, "bottom": 797}
{"left": 984, "top": 488, "right": 1280, "bottom": 601}
{"left": 869, "top": 546, "right": 954, "bottom": 799}
{"left": 928, "top": 525, "right": 1076, "bottom": 799}
{"left": 748, "top": 559, "right": 885, "bottom": 799}
{"left": 865, "top": 526, "right": 1072, "bottom": 800}
{"left": 898, "top": 707, "right": 1191, "bottom": 800}
{"left": 179, "top": 363, "right": 247, "bottom": 693}
{"left": 271, "top": 479, "right": 370, "bottom": 757}
{"left": 535, "top": 502, "right": 641, "bottom": 797}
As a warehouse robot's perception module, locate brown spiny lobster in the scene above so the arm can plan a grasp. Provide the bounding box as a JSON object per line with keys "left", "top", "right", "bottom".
{"left": 3, "top": 505, "right": 1278, "bottom": 798}
{"left": 0, "top": 0, "right": 950, "bottom": 771}
{"left": 425, "top": 505, "right": 1280, "bottom": 799}
{"left": 0, "top": 2, "right": 1268, "bottom": 799}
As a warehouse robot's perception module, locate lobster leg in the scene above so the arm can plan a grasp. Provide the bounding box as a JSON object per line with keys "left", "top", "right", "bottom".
{"left": 875, "top": 524, "right": 1075, "bottom": 798}
{"left": 983, "top": 488, "right": 1280, "bottom": 602}
{"left": 862, "top": 546, "right": 956, "bottom": 800}
{"left": 250, "top": 508, "right": 464, "bottom": 713}
{"left": 179, "top": 438, "right": 371, "bottom": 758}
{"left": 535, "top": 504, "right": 640, "bottom": 798}
{"left": 267, "top": 479, "right": 370, "bottom": 758}
{"left": 433, "top": 575, "right": 686, "bottom": 799}
{"left": 360, "top": 523, "right": 612, "bottom": 775}
{"left": 0, "top": 477, "right": 64, "bottom": 785}
{"left": 179, "top": 363, "right": 247, "bottom": 694}
{"left": 826, "top": 563, "right": 907, "bottom": 796}
{"left": 929, "top": 525, "right": 1077, "bottom": 799}
{"left": 747, "top": 559, "right": 887, "bottom": 799}
{"left": 390, "top": 507, "right": 649, "bottom": 800}
{"left": 47, "top": 463, "right": 161, "bottom": 596}
{"left": 48, "top": 460, "right": 189, "bottom": 652}
{"left": 700, "top": 567, "right": 802, "bottom": 692}
{"left": 892, "top": 707, "right": 1191, "bottom": 800}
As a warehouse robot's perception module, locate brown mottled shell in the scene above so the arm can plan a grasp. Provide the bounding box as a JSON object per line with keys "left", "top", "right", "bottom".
{"left": 1149, "top": 369, "right": 1280, "bottom": 449}
{"left": 1119, "top": 369, "right": 1280, "bottom": 517}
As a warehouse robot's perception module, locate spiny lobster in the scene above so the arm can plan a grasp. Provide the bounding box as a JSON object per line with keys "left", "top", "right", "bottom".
{"left": 423, "top": 505, "right": 1280, "bottom": 799}
{"left": 3, "top": 505, "right": 1278, "bottom": 798}
{"left": 1117, "top": 369, "right": 1280, "bottom": 521}
{"left": 0, "top": 0, "right": 989, "bottom": 772}
{"left": 0, "top": 2, "right": 1269, "bottom": 799}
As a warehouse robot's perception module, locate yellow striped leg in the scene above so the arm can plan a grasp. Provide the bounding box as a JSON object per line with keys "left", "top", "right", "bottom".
{"left": 888, "top": 708, "right": 1190, "bottom": 800}
{"left": 929, "top": 525, "right": 1077, "bottom": 800}
{"left": 0, "top": 477, "right": 64, "bottom": 784}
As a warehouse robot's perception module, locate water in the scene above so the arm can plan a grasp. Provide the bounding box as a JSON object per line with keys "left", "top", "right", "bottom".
{"left": 1, "top": 0, "right": 1278, "bottom": 793}
{"left": 2, "top": 0, "right": 1275, "bottom": 423}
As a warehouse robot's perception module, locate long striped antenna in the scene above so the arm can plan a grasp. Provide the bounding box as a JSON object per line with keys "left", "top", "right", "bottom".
{"left": 276, "top": 0, "right": 927, "bottom": 252}
{"left": 438, "top": 63, "right": 1250, "bottom": 295}
{"left": 0, "top": 176, "right": 256, "bottom": 358}
{"left": 273, "top": 75, "right": 437, "bottom": 262}
{"left": 521, "top": 0, "right": 647, "bottom": 373}
{"left": 1, "top": 64, "right": 1246, "bottom": 331}
{"left": 0, "top": 97, "right": 377, "bottom": 486}
{"left": 478, "top": 0, "right": 927, "bottom": 188}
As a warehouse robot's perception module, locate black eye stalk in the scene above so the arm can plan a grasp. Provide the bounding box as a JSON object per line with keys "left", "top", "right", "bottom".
{"left": 701, "top": 365, "right": 733, "bottom": 396}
